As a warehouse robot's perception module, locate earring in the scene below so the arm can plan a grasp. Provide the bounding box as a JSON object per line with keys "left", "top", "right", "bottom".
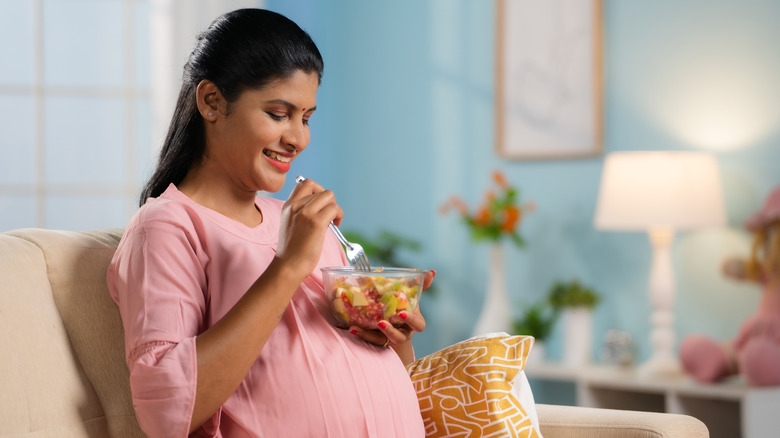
{"left": 207, "top": 111, "right": 214, "bottom": 117}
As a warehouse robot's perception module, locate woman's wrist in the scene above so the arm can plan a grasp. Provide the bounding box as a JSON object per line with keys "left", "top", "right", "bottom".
{"left": 393, "top": 340, "right": 416, "bottom": 366}
{"left": 266, "top": 254, "right": 311, "bottom": 288}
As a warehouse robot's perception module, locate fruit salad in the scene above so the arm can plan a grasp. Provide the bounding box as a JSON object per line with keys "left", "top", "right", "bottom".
{"left": 325, "top": 269, "right": 422, "bottom": 329}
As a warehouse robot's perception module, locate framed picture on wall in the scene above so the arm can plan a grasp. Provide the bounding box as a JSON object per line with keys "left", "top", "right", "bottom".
{"left": 495, "top": 0, "right": 603, "bottom": 160}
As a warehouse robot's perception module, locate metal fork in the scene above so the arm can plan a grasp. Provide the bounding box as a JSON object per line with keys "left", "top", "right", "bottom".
{"left": 295, "top": 175, "right": 372, "bottom": 271}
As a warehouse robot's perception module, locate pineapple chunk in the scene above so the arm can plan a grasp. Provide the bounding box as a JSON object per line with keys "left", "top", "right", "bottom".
{"left": 350, "top": 290, "right": 369, "bottom": 307}
{"left": 332, "top": 297, "right": 348, "bottom": 321}
{"left": 333, "top": 297, "right": 346, "bottom": 313}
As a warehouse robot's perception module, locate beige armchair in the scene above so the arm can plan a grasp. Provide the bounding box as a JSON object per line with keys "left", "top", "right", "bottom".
{"left": 0, "top": 228, "right": 708, "bottom": 437}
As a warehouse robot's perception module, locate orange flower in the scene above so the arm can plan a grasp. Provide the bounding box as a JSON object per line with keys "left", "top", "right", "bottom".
{"left": 439, "top": 169, "right": 532, "bottom": 247}
{"left": 475, "top": 206, "right": 491, "bottom": 226}
{"left": 439, "top": 196, "right": 469, "bottom": 216}
{"left": 454, "top": 199, "right": 469, "bottom": 216}
{"left": 501, "top": 205, "right": 520, "bottom": 232}
{"left": 493, "top": 170, "right": 508, "bottom": 190}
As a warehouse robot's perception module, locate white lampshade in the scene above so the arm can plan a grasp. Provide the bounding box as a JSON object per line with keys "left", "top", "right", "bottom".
{"left": 593, "top": 150, "right": 726, "bottom": 377}
{"left": 595, "top": 151, "right": 726, "bottom": 231}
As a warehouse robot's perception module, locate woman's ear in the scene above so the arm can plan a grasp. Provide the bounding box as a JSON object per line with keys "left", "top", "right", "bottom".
{"left": 196, "top": 80, "right": 221, "bottom": 122}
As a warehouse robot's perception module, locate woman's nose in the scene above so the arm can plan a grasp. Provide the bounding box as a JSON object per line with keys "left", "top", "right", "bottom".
{"left": 282, "top": 119, "right": 307, "bottom": 150}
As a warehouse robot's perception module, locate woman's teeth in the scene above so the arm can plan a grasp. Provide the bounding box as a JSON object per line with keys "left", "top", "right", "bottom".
{"left": 264, "top": 150, "right": 291, "bottom": 163}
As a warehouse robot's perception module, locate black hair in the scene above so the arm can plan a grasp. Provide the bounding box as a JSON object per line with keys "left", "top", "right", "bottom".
{"left": 139, "top": 8, "right": 323, "bottom": 205}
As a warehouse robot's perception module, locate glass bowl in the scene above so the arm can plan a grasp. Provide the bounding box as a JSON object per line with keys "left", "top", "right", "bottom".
{"left": 321, "top": 267, "right": 424, "bottom": 329}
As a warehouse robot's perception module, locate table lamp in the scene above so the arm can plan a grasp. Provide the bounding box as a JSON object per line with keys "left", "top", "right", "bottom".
{"left": 594, "top": 151, "right": 726, "bottom": 376}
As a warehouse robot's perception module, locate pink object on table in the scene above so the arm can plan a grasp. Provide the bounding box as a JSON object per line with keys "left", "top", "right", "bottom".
{"left": 680, "top": 186, "right": 780, "bottom": 387}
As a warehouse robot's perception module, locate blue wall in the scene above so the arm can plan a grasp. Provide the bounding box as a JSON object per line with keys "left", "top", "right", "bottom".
{"left": 267, "top": 0, "right": 780, "bottom": 365}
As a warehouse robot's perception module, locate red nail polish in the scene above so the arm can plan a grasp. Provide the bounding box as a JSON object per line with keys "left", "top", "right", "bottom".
{"left": 349, "top": 328, "right": 358, "bottom": 335}
{"left": 399, "top": 312, "right": 408, "bottom": 320}
{"left": 378, "top": 321, "right": 387, "bottom": 330}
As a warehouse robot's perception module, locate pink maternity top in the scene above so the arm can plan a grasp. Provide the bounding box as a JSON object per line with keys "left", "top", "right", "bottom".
{"left": 107, "top": 184, "right": 424, "bottom": 438}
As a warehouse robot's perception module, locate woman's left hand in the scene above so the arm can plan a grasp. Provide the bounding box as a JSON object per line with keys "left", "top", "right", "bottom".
{"left": 349, "top": 269, "right": 435, "bottom": 352}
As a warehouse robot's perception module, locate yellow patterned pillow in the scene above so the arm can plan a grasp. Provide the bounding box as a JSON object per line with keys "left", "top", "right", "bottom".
{"left": 407, "top": 334, "right": 541, "bottom": 438}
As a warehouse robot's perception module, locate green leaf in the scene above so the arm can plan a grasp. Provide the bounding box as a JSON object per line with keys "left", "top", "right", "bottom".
{"left": 547, "top": 279, "right": 601, "bottom": 309}
{"left": 513, "top": 301, "right": 558, "bottom": 340}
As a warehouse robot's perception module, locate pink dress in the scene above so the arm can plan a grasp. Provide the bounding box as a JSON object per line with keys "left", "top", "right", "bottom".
{"left": 107, "top": 185, "right": 424, "bottom": 438}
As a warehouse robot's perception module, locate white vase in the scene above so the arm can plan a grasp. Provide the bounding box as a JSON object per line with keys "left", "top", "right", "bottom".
{"left": 472, "top": 243, "right": 512, "bottom": 336}
{"left": 562, "top": 307, "right": 593, "bottom": 367}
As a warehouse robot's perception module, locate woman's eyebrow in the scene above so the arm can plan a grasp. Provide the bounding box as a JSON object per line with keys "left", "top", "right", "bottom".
{"left": 265, "top": 99, "right": 316, "bottom": 112}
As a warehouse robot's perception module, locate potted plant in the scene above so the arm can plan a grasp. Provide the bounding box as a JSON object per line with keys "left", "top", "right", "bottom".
{"left": 548, "top": 279, "right": 601, "bottom": 309}
{"left": 513, "top": 300, "right": 557, "bottom": 364}
{"left": 547, "top": 279, "right": 601, "bottom": 366}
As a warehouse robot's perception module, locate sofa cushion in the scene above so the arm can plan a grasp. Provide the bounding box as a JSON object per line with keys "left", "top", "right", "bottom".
{"left": 0, "top": 232, "right": 110, "bottom": 436}
{"left": 6, "top": 228, "right": 144, "bottom": 438}
{"left": 406, "top": 333, "right": 541, "bottom": 438}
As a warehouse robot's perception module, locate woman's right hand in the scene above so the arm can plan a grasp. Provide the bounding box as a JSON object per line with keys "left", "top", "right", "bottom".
{"left": 275, "top": 177, "right": 343, "bottom": 279}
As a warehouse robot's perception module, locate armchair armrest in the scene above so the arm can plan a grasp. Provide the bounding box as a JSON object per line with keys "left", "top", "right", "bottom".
{"left": 536, "top": 404, "right": 709, "bottom": 438}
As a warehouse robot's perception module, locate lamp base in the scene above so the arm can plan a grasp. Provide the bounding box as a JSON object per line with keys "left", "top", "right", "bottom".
{"left": 639, "top": 229, "right": 682, "bottom": 379}
{"left": 638, "top": 354, "right": 681, "bottom": 378}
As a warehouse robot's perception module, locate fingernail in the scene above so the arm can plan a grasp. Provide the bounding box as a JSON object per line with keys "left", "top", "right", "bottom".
{"left": 349, "top": 328, "right": 358, "bottom": 335}
{"left": 399, "top": 312, "right": 408, "bottom": 320}
{"left": 377, "top": 321, "right": 387, "bottom": 330}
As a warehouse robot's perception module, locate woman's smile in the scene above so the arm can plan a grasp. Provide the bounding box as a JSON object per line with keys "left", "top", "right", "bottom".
{"left": 263, "top": 149, "right": 294, "bottom": 172}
